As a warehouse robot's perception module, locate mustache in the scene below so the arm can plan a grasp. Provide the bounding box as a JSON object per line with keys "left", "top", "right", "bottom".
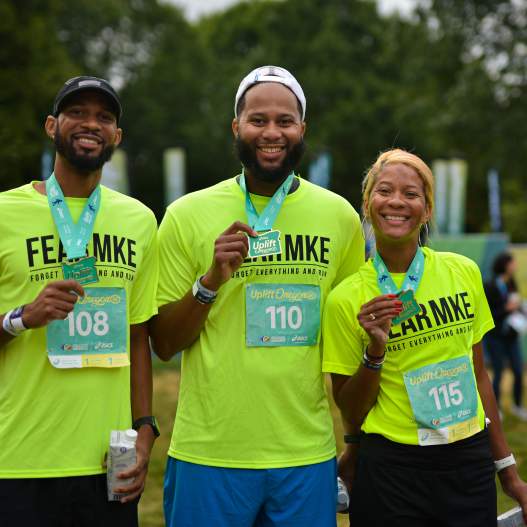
{"left": 54, "top": 126, "right": 114, "bottom": 173}
{"left": 234, "top": 135, "right": 305, "bottom": 183}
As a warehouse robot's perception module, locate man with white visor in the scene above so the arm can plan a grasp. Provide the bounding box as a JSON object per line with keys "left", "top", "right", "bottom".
{"left": 152, "top": 65, "right": 364, "bottom": 527}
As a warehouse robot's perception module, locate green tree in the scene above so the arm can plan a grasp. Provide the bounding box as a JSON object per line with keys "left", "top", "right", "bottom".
{"left": 0, "top": 1, "right": 74, "bottom": 190}
{"left": 420, "top": 0, "right": 527, "bottom": 238}
{"left": 118, "top": 4, "right": 207, "bottom": 217}
{"left": 4, "top": 0, "right": 525, "bottom": 240}
{"left": 195, "top": 0, "right": 467, "bottom": 210}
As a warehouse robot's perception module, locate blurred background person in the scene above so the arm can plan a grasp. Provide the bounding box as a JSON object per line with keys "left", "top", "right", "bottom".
{"left": 484, "top": 252, "right": 527, "bottom": 421}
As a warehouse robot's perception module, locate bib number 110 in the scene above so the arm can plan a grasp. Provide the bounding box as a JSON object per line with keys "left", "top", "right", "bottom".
{"left": 67, "top": 310, "right": 110, "bottom": 337}
{"left": 265, "top": 305, "right": 302, "bottom": 330}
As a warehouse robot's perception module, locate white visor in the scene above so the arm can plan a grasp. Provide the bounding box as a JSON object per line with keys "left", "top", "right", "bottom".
{"left": 234, "top": 65, "right": 306, "bottom": 119}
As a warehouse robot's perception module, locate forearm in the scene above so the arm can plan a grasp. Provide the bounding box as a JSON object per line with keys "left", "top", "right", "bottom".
{"left": 130, "top": 323, "right": 153, "bottom": 419}
{"left": 481, "top": 371, "right": 526, "bottom": 495}
{"left": 337, "top": 441, "right": 360, "bottom": 493}
{"left": 112, "top": 323, "right": 156, "bottom": 502}
{"left": 130, "top": 323, "right": 156, "bottom": 448}
{"left": 0, "top": 315, "right": 17, "bottom": 348}
{"left": 477, "top": 365, "right": 510, "bottom": 459}
{"left": 332, "top": 368, "right": 381, "bottom": 431}
{"left": 152, "top": 221, "right": 255, "bottom": 360}
{"left": 333, "top": 368, "right": 378, "bottom": 491}
{"left": 473, "top": 342, "right": 509, "bottom": 459}
{"left": 474, "top": 343, "right": 522, "bottom": 488}
{"left": 149, "top": 291, "right": 212, "bottom": 360}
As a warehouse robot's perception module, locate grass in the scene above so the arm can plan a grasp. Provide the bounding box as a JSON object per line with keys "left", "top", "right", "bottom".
{"left": 139, "top": 367, "right": 527, "bottom": 526}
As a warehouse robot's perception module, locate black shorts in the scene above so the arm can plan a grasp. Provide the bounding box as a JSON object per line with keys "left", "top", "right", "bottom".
{"left": 349, "top": 429, "right": 496, "bottom": 527}
{"left": 0, "top": 474, "right": 138, "bottom": 527}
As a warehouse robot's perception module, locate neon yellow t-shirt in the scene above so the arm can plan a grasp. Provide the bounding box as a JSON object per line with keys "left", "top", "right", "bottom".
{"left": 322, "top": 248, "right": 494, "bottom": 445}
{"left": 0, "top": 183, "right": 158, "bottom": 478}
{"left": 158, "top": 176, "right": 364, "bottom": 468}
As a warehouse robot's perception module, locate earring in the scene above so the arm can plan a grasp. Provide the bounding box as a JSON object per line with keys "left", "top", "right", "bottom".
{"left": 419, "top": 222, "right": 429, "bottom": 246}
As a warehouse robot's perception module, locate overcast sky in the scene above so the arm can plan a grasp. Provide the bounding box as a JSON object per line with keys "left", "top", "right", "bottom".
{"left": 164, "top": 0, "right": 418, "bottom": 21}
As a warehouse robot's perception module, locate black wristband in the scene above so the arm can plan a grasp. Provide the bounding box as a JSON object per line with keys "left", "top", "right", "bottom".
{"left": 192, "top": 276, "right": 217, "bottom": 304}
{"left": 362, "top": 353, "right": 384, "bottom": 370}
{"left": 365, "top": 347, "right": 385, "bottom": 362}
{"left": 344, "top": 433, "right": 362, "bottom": 444}
{"left": 132, "top": 416, "right": 160, "bottom": 437}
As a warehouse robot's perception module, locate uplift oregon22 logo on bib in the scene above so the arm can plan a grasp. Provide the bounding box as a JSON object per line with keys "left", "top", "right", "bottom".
{"left": 245, "top": 283, "right": 320, "bottom": 347}
{"left": 47, "top": 287, "right": 128, "bottom": 368}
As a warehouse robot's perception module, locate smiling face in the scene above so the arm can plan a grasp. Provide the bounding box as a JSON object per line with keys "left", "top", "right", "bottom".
{"left": 232, "top": 82, "right": 306, "bottom": 184}
{"left": 45, "top": 90, "right": 122, "bottom": 174}
{"left": 366, "top": 163, "right": 430, "bottom": 246}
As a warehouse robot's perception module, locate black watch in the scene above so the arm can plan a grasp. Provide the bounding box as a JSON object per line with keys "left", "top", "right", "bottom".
{"left": 132, "top": 416, "right": 160, "bottom": 437}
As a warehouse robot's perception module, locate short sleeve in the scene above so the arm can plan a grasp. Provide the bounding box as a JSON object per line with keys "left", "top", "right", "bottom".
{"left": 322, "top": 282, "right": 365, "bottom": 375}
{"left": 157, "top": 205, "right": 197, "bottom": 307}
{"left": 129, "top": 213, "right": 159, "bottom": 324}
{"left": 333, "top": 208, "right": 365, "bottom": 287}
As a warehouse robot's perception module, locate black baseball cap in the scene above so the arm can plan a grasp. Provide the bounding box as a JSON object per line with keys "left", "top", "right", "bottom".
{"left": 53, "top": 76, "right": 122, "bottom": 123}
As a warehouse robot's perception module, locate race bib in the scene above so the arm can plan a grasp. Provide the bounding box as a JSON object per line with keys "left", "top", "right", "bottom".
{"left": 403, "top": 356, "right": 481, "bottom": 446}
{"left": 245, "top": 283, "right": 320, "bottom": 347}
{"left": 47, "top": 287, "right": 128, "bottom": 368}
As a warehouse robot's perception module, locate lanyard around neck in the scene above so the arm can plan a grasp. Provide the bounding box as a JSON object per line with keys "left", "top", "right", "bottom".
{"left": 373, "top": 247, "right": 425, "bottom": 295}
{"left": 239, "top": 169, "right": 294, "bottom": 231}
{"left": 46, "top": 173, "right": 101, "bottom": 260}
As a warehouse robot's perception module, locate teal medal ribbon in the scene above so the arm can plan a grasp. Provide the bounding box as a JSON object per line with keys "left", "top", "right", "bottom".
{"left": 373, "top": 247, "right": 424, "bottom": 324}
{"left": 240, "top": 169, "right": 293, "bottom": 258}
{"left": 46, "top": 173, "right": 100, "bottom": 284}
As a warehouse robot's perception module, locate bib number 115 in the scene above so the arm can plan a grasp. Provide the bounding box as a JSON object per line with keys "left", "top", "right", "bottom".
{"left": 428, "top": 381, "right": 463, "bottom": 411}
{"left": 67, "top": 310, "right": 110, "bottom": 337}
{"left": 265, "top": 305, "right": 302, "bottom": 330}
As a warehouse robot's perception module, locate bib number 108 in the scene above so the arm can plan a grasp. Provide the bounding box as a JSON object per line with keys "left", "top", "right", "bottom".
{"left": 428, "top": 381, "right": 463, "bottom": 410}
{"left": 67, "top": 310, "right": 110, "bottom": 337}
{"left": 265, "top": 305, "right": 302, "bottom": 330}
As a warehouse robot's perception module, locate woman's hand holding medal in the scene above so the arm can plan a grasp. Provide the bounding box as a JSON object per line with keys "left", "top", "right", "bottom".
{"left": 357, "top": 294, "right": 402, "bottom": 353}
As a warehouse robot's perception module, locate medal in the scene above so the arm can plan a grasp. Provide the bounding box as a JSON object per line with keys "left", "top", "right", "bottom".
{"left": 240, "top": 169, "right": 295, "bottom": 256}
{"left": 247, "top": 230, "right": 282, "bottom": 258}
{"left": 392, "top": 289, "right": 421, "bottom": 324}
{"left": 62, "top": 256, "right": 98, "bottom": 286}
{"left": 46, "top": 173, "right": 100, "bottom": 285}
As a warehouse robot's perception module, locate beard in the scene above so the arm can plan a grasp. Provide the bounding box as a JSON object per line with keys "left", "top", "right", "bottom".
{"left": 234, "top": 135, "right": 305, "bottom": 183}
{"left": 54, "top": 124, "right": 115, "bottom": 173}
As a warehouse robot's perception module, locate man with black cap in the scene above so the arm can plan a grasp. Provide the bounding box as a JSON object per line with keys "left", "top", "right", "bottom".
{"left": 0, "top": 76, "right": 159, "bottom": 526}
{"left": 152, "top": 65, "right": 364, "bottom": 526}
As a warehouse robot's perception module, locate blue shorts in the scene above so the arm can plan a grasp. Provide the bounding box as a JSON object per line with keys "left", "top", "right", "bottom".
{"left": 164, "top": 457, "right": 337, "bottom": 527}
